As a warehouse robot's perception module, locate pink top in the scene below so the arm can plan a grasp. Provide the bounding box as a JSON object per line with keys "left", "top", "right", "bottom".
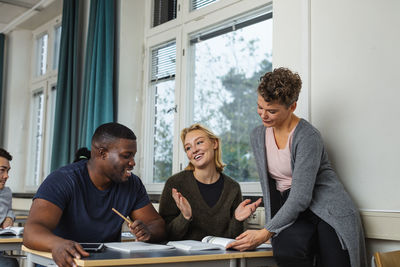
{"left": 265, "top": 126, "right": 296, "bottom": 192}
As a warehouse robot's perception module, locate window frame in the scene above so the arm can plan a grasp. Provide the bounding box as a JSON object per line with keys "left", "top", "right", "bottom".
{"left": 26, "top": 15, "right": 61, "bottom": 191}
{"left": 143, "top": 0, "right": 273, "bottom": 195}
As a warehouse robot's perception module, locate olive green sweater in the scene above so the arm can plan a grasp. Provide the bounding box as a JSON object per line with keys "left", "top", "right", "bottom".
{"left": 159, "top": 170, "right": 243, "bottom": 241}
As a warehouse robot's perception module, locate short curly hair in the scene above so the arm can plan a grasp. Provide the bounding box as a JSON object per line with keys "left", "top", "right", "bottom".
{"left": 258, "top": 67, "right": 302, "bottom": 107}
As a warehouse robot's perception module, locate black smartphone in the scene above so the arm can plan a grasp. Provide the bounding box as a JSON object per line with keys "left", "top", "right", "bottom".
{"left": 79, "top": 243, "right": 105, "bottom": 252}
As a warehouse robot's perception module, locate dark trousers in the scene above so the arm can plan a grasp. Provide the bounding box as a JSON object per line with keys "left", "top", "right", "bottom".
{"left": 270, "top": 190, "right": 351, "bottom": 267}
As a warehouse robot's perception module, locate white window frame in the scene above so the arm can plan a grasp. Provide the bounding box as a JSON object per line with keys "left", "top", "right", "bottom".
{"left": 26, "top": 15, "right": 61, "bottom": 191}
{"left": 143, "top": 0, "right": 273, "bottom": 195}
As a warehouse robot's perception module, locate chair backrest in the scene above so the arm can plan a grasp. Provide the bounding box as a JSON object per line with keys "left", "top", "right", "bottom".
{"left": 374, "top": 250, "right": 400, "bottom": 267}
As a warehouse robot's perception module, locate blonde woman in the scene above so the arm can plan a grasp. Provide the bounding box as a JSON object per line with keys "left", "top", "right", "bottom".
{"left": 159, "top": 123, "right": 261, "bottom": 241}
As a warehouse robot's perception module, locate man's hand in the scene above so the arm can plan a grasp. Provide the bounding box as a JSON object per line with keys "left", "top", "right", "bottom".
{"left": 234, "top": 198, "right": 262, "bottom": 221}
{"left": 51, "top": 239, "right": 89, "bottom": 267}
{"left": 171, "top": 188, "right": 192, "bottom": 220}
{"left": 129, "top": 220, "right": 151, "bottom": 241}
{"left": 1, "top": 217, "right": 13, "bottom": 228}
{"left": 226, "top": 228, "right": 272, "bottom": 251}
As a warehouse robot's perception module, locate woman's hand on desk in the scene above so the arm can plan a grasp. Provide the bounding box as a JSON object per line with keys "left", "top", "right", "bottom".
{"left": 226, "top": 228, "right": 272, "bottom": 251}
{"left": 129, "top": 220, "right": 151, "bottom": 242}
{"left": 52, "top": 240, "right": 89, "bottom": 267}
{"left": 171, "top": 188, "right": 192, "bottom": 220}
{"left": 234, "top": 198, "right": 262, "bottom": 221}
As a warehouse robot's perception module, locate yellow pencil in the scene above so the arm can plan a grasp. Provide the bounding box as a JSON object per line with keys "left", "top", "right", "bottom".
{"left": 112, "top": 208, "right": 133, "bottom": 225}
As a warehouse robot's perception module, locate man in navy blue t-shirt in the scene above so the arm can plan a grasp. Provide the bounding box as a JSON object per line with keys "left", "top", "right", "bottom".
{"left": 23, "top": 123, "right": 166, "bottom": 267}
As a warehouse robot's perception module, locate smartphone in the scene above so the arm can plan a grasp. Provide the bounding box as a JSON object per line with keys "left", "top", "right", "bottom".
{"left": 79, "top": 243, "right": 105, "bottom": 252}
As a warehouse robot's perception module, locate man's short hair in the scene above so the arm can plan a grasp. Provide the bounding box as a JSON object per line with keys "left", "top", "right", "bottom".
{"left": 0, "top": 148, "right": 12, "bottom": 161}
{"left": 92, "top": 122, "right": 137, "bottom": 147}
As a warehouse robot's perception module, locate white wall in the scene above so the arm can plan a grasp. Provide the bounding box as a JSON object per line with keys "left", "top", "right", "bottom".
{"left": 311, "top": 0, "right": 400, "bottom": 212}
{"left": 117, "top": 0, "right": 146, "bottom": 178}
{"left": 3, "top": 30, "right": 32, "bottom": 191}
{"left": 308, "top": 0, "right": 400, "bottom": 260}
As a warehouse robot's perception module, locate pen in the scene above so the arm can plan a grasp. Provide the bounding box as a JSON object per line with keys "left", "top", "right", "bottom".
{"left": 112, "top": 208, "right": 133, "bottom": 225}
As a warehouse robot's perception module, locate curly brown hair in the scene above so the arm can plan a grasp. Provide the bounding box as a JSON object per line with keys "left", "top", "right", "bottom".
{"left": 258, "top": 67, "right": 302, "bottom": 107}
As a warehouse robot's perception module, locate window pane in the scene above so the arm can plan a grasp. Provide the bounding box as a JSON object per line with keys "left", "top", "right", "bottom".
{"left": 32, "top": 91, "right": 45, "bottom": 185}
{"left": 36, "top": 33, "right": 48, "bottom": 76}
{"left": 43, "top": 85, "right": 57, "bottom": 177}
{"left": 191, "top": 13, "right": 272, "bottom": 182}
{"left": 153, "top": 0, "right": 177, "bottom": 27}
{"left": 150, "top": 41, "right": 176, "bottom": 182}
{"left": 53, "top": 25, "right": 62, "bottom": 70}
{"left": 153, "top": 81, "right": 175, "bottom": 182}
{"left": 191, "top": 0, "right": 218, "bottom": 11}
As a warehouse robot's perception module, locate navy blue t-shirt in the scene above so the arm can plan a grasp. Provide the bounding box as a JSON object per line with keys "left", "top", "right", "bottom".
{"left": 34, "top": 160, "right": 150, "bottom": 242}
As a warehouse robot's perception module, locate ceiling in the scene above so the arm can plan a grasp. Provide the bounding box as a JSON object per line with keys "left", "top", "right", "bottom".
{"left": 0, "top": 0, "right": 62, "bottom": 33}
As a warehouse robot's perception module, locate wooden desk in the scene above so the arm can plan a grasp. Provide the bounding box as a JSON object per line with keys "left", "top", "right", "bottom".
{"left": 22, "top": 245, "right": 275, "bottom": 267}
{"left": 0, "top": 236, "right": 23, "bottom": 251}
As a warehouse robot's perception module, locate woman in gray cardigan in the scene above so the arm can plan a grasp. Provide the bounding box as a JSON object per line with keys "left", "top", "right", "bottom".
{"left": 227, "top": 68, "right": 366, "bottom": 267}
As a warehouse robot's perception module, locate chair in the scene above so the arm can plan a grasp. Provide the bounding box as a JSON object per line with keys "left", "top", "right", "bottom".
{"left": 374, "top": 250, "right": 400, "bottom": 267}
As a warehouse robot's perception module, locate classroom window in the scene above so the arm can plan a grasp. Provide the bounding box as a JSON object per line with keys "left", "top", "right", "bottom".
{"left": 53, "top": 25, "right": 62, "bottom": 70}
{"left": 152, "top": 0, "right": 177, "bottom": 27}
{"left": 31, "top": 90, "right": 45, "bottom": 185}
{"left": 150, "top": 42, "right": 176, "bottom": 182}
{"left": 190, "top": 12, "right": 272, "bottom": 182}
{"left": 144, "top": 0, "right": 272, "bottom": 194}
{"left": 36, "top": 33, "right": 48, "bottom": 76}
{"left": 27, "top": 16, "right": 61, "bottom": 189}
{"left": 191, "top": 0, "right": 219, "bottom": 11}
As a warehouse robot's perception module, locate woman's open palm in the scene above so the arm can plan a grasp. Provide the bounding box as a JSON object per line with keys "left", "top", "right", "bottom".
{"left": 172, "top": 188, "right": 192, "bottom": 220}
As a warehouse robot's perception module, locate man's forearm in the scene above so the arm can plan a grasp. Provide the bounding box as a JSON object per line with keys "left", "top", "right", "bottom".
{"left": 23, "top": 223, "right": 66, "bottom": 251}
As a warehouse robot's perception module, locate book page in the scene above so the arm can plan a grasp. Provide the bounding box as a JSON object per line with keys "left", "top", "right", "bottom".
{"left": 167, "top": 240, "right": 224, "bottom": 251}
{"left": 202, "top": 236, "right": 272, "bottom": 250}
{"left": 0, "top": 226, "right": 24, "bottom": 235}
{"left": 105, "top": 241, "right": 174, "bottom": 252}
{"left": 201, "top": 236, "right": 234, "bottom": 248}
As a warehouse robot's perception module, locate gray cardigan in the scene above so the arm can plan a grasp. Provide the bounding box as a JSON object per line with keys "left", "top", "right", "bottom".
{"left": 251, "top": 119, "right": 366, "bottom": 267}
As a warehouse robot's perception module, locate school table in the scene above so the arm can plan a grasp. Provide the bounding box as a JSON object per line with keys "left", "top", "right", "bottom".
{"left": 22, "top": 244, "right": 275, "bottom": 267}
{"left": 0, "top": 235, "right": 23, "bottom": 251}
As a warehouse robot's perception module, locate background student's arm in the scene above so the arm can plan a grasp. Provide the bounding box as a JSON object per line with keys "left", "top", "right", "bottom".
{"left": 1, "top": 217, "right": 13, "bottom": 228}
{"left": 23, "top": 198, "right": 89, "bottom": 267}
{"left": 129, "top": 203, "right": 166, "bottom": 242}
{"left": 1, "top": 188, "right": 15, "bottom": 228}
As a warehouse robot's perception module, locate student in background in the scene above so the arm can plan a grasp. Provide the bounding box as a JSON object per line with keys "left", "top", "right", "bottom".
{"left": 73, "top": 147, "right": 91, "bottom": 162}
{"left": 0, "top": 148, "right": 19, "bottom": 267}
{"left": 159, "top": 123, "right": 261, "bottom": 241}
{"left": 23, "top": 122, "right": 166, "bottom": 267}
{"left": 227, "top": 68, "right": 366, "bottom": 267}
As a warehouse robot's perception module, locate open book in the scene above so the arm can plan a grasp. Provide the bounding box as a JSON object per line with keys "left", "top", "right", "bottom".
{"left": 0, "top": 226, "right": 24, "bottom": 236}
{"left": 167, "top": 236, "right": 272, "bottom": 251}
{"left": 105, "top": 241, "right": 174, "bottom": 252}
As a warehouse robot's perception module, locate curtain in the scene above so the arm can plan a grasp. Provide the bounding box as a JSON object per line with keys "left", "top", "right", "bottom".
{"left": 78, "top": 0, "right": 115, "bottom": 148}
{"left": 0, "top": 34, "right": 5, "bottom": 143}
{"left": 50, "top": 0, "right": 81, "bottom": 171}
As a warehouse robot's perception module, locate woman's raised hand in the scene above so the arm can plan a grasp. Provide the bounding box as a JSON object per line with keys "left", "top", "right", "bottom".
{"left": 172, "top": 188, "right": 192, "bottom": 220}
{"left": 234, "top": 198, "right": 262, "bottom": 221}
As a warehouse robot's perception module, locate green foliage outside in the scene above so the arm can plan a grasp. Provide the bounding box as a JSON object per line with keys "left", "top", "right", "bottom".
{"left": 153, "top": 28, "right": 272, "bottom": 183}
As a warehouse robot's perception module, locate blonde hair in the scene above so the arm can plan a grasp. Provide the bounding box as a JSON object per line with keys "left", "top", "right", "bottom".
{"left": 180, "top": 123, "right": 226, "bottom": 172}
